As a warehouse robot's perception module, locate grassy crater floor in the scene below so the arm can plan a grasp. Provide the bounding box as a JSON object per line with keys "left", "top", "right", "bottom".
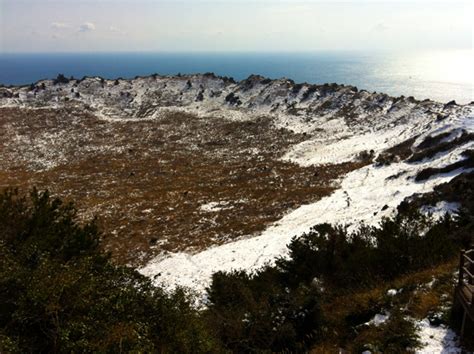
{"left": 0, "top": 107, "right": 364, "bottom": 265}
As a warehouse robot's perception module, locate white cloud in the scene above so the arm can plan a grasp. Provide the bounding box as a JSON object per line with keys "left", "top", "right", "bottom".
{"left": 109, "top": 26, "right": 126, "bottom": 35}
{"left": 51, "top": 22, "right": 70, "bottom": 30}
{"left": 78, "top": 22, "right": 96, "bottom": 33}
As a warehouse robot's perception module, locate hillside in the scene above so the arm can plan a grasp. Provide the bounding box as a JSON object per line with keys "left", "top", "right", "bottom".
{"left": 1, "top": 73, "right": 472, "bottom": 265}
{"left": 1, "top": 73, "right": 473, "bottom": 351}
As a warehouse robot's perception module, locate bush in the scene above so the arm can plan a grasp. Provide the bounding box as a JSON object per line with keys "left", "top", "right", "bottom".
{"left": 351, "top": 310, "right": 420, "bottom": 353}
{"left": 374, "top": 152, "right": 396, "bottom": 166}
{"left": 224, "top": 92, "right": 242, "bottom": 106}
{"left": 302, "top": 86, "right": 318, "bottom": 101}
{"left": 0, "top": 188, "right": 215, "bottom": 353}
{"left": 53, "top": 74, "right": 70, "bottom": 85}
{"left": 206, "top": 268, "right": 323, "bottom": 352}
{"left": 278, "top": 208, "right": 459, "bottom": 289}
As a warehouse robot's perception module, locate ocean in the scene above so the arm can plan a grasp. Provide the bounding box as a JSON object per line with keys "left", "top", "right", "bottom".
{"left": 0, "top": 50, "right": 472, "bottom": 104}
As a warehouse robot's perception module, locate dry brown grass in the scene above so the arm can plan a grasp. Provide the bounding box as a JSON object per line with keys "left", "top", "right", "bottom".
{"left": 0, "top": 107, "right": 365, "bottom": 265}
{"left": 310, "top": 259, "right": 459, "bottom": 351}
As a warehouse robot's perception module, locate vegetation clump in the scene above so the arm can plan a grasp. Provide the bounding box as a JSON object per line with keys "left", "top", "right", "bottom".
{"left": 415, "top": 149, "right": 474, "bottom": 181}
{"left": 225, "top": 92, "right": 242, "bottom": 106}
{"left": 277, "top": 209, "right": 459, "bottom": 288}
{"left": 53, "top": 74, "right": 70, "bottom": 85}
{"left": 0, "top": 189, "right": 215, "bottom": 353}
{"left": 408, "top": 131, "right": 473, "bottom": 163}
{"left": 301, "top": 85, "right": 318, "bottom": 101}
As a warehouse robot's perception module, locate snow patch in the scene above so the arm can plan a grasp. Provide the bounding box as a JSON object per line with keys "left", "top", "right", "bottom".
{"left": 387, "top": 289, "right": 398, "bottom": 296}
{"left": 200, "top": 201, "right": 233, "bottom": 212}
{"left": 367, "top": 313, "right": 390, "bottom": 326}
{"left": 420, "top": 201, "right": 460, "bottom": 220}
{"left": 415, "top": 319, "right": 461, "bottom": 354}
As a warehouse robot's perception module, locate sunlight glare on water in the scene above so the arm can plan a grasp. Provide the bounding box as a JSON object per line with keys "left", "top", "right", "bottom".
{"left": 373, "top": 50, "right": 473, "bottom": 103}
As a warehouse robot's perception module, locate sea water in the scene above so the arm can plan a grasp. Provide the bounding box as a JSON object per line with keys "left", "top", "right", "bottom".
{"left": 0, "top": 50, "right": 472, "bottom": 104}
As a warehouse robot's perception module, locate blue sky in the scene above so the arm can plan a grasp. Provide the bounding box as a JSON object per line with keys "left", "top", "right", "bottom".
{"left": 0, "top": 0, "right": 472, "bottom": 53}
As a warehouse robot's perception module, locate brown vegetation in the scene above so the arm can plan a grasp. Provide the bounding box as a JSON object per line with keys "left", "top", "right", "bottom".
{"left": 0, "top": 107, "right": 363, "bottom": 265}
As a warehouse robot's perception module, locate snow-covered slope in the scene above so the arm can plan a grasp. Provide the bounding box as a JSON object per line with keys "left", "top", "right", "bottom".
{"left": 140, "top": 109, "right": 473, "bottom": 296}
{"left": 1, "top": 74, "right": 470, "bottom": 143}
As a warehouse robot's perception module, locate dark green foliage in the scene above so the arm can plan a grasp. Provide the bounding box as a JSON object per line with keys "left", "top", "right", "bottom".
{"left": 225, "top": 92, "right": 241, "bottom": 106}
{"left": 1, "top": 187, "right": 470, "bottom": 352}
{"left": 415, "top": 149, "right": 474, "bottom": 181}
{"left": 417, "top": 132, "right": 451, "bottom": 150}
{"left": 0, "top": 189, "right": 215, "bottom": 353}
{"left": 352, "top": 310, "right": 420, "bottom": 353}
{"left": 206, "top": 267, "right": 323, "bottom": 352}
{"left": 374, "top": 152, "right": 396, "bottom": 166}
{"left": 408, "top": 131, "right": 474, "bottom": 163}
{"left": 301, "top": 86, "right": 317, "bottom": 101}
{"left": 278, "top": 209, "right": 459, "bottom": 289}
{"left": 53, "top": 74, "right": 70, "bottom": 85}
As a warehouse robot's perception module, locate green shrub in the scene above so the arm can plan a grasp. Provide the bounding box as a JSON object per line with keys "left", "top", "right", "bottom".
{"left": 0, "top": 188, "right": 215, "bottom": 353}
{"left": 351, "top": 310, "right": 420, "bottom": 353}
{"left": 53, "top": 74, "right": 70, "bottom": 85}
{"left": 278, "top": 208, "right": 458, "bottom": 289}
{"left": 206, "top": 267, "right": 323, "bottom": 352}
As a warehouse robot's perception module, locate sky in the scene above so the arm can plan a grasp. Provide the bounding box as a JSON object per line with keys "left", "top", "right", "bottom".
{"left": 0, "top": 0, "right": 472, "bottom": 53}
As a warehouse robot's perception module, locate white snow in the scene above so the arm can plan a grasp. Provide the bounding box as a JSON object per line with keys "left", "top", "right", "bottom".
{"left": 283, "top": 124, "right": 414, "bottom": 166}
{"left": 361, "top": 316, "right": 462, "bottom": 352}
{"left": 387, "top": 289, "right": 398, "bottom": 296}
{"left": 415, "top": 319, "right": 461, "bottom": 353}
{"left": 367, "top": 313, "right": 390, "bottom": 326}
{"left": 420, "top": 201, "right": 460, "bottom": 220}
{"left": 200, "top": 201, "right": 233, "bottom": 212}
